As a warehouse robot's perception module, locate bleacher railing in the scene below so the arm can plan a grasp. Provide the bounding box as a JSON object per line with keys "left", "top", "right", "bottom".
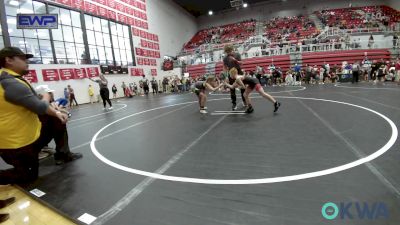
{"left": 183, "top": 39, "right": 399, "bottom": 65}
{"left": 180, "top": 25, "right": 400, "bottom": 58}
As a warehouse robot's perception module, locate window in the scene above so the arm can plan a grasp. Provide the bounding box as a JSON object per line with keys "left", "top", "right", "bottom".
{"left": 49, "top": 6, "right": 85, "bottom": 64}
{"left": 5, "top": 0, "right": 53, "bottom": 64}
{"left": 3, "top": 0, "right": 133, "bottom": 66}
{"left": 0, "top": 22, "right": 3, "bottom": 49}
{"left": 110, "top": 22, "right": 133, "bottom": 66}
{"left": 85, "top": 15, "right": 114, "bottom": 65}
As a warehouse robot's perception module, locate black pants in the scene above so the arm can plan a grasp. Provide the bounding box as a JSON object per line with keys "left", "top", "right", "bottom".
{"left": 100, "top": 88, "right": 112, "bottom": 108}
{"left": 352, "top": 71, "right": 359, "bottom": 83}
{"left": 323, "top": 72, "right": 328, "bottom": 83}
{"left": 152, "top": 86, "right": 158, "bottom": 94}
{"left": 143, "top": 86, "right": 149, "bottom": 94}
{"left": 0, "top": 115, "right": 71, "bottom": 185}
{"left": 69, "top": 94, "right": 78, "bottom": 107}
{"left": 229, "top": 77, "right": 246, "bottom": 105}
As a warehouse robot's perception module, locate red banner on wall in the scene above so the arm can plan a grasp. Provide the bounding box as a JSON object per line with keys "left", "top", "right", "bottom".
{"left": 128, "top": 17, "right": 135, "bottom": 26}
{"left": 23, "top": 70, "right": 38, "bottom": 83}
{"left": 132, "top": 28, "right": 139, "bottom": 36}
{"left": 108, "top": 0, "right": 116, "bottom": 8}
{"left": 108, "top": 10, "right": 117, "bottom": 20}
{"left": 74, "top": 68, "right": 87, "bottom": 79}
{"left": 98, "top": 7, "right": 108, "bottom": 18}
{"left": 85, "top": 2, "right": 99, "bottom": 15}
{"left": 72, "top": 0, "right": 84, "bottom": 9}
{"left": 131, "top": 0, "right": 137, "bottom": 8}
{"left": 118, "top": 14, "right": 128, "bottom": 24}
{"left": 130, "top": 68, "right": 144, "bottom": 76}
{"left": 56, "top": 0, "right": 72, "bottom": 6}
{"left": 125, "top": 7, "right": 133, "bottom": 15}
{"left": 151, "top": 69, "right": 157, "bottom": 76}
{"left": 42, "top": 69, "right": 60, "bottom": 81}
{"left": 59, "top": 69, "right": 75, "bottom": 80}
{"left": 86, "top": 67, "right": 100, "bottom": 78}
{"left": 95, "top": 0, "right": 108, "bottom": 5}
{"left": 116, "top": 2, "right": 125, "bottom": 12}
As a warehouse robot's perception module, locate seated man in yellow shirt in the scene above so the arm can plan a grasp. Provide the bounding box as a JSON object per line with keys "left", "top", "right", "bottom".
{"left": 0, "top": 47, "right": 81, "bottom": 186}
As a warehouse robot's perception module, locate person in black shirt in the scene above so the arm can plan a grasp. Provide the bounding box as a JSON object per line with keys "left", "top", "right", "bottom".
{"left": 223, "top": 45, "right": 246, "bottom": 110}
{"left": 370, "top": 61, "right": 378, "bottom": 81}
{"left": 142, "top": 75, "right": 150, "bottom": 95}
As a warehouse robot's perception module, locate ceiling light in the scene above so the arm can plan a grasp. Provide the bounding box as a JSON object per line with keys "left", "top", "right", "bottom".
{"left": 208, "top": 10, "right": 213, "bottom": 15}
{"left": 9, "top": 0, "right": 19, "bottom": 6}
{"left": 243, "top": 3, "right": 248, "bottom": 8}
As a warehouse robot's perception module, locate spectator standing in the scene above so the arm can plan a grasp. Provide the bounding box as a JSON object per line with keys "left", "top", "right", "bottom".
{"left": 181, "top": 77, "right": 187, "bottom": 92}
{"left": 112, "top": 84, "right": 118, "bottom": 99}
{"left": 133, "top": 82, "right": 138, "bottom": 95}
{"left": 67, "top": 85, "right": 78, "bottom": 108}
{"left": 393, "top": 34, "right": 398, "bottom": 48}
{"left": 141, "top": 76, "right": 150, "bottom": 95}
{"left": 64, "top": 87, "right": 69, "bottom": 100}
{"left": 88, "top": 84, "right": 95, "bottom": 104}
{"left": 121, "top": 82, "right": 127, "bottom": 97}
{"left": 370, "top": 60, "right": 379, "bottom": 81}
{"left": 162, "top": 77, "right": 168, "bottom": 93}
{"left": 352, "top": 61, "right": 361, "bottom": 83}
{"left": 88, "top": 74, "right": 113, "bottom": 110}
{"left": 294, "top": 63, "right": 301, "bottom": 82}
{"left": 395, "top": 59, "right": 400, "bottom": 85}
{"left": 368, "top": 35, "right": 374, "bottom": 48}
{"left": 151, "top": 78, "right": 158, "bottom": 94}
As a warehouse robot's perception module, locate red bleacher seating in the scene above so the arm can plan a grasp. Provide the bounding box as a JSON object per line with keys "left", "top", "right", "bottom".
{"left": 183, "top": 20, "right": 256, "bottom": 51}
{"left": 316, "top": 5, "right": 400, "bottom": 30}
{"left": 264, "top": 16, "right": 319, "bottom": 43}
{"left": 186, "top": 55, "right": 291, "bottom": 77}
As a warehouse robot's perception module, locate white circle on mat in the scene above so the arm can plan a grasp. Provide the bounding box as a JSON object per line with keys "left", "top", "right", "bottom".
{"left": 69, "top": 104, "right": 128, "bottom": 122}
{"left": 90, "top": 97, "right": 398, "bottom": 185}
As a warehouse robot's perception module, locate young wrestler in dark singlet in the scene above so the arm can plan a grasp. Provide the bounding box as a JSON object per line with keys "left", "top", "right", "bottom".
{"left": 192, "top": 76, "right": 224, "bottom": 114}
{"left": 225, "top": 68, "right": 281, "bottom": 113}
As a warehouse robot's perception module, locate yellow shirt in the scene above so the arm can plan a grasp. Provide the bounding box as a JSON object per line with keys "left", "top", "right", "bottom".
{"left": 0, "top": 68, "right": 42, "bottom": 149}
{"left": 88, "top": 87, "right": 94, "bottom": 96}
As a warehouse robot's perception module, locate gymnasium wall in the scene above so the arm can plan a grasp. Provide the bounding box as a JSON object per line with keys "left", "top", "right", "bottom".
{"left": 146, "top": 0, "right": 198, "bottom": 57}
{"left": 28, "top": 65, "right": 183, "bottom": 105}
{"left": 197, "top": 0, "right": 389, "bottom": 29}
{"left": 22, "top": 0, "right": 195, "bottom": 104}
{"left": 387, "top": 0, "right": 400, "bottom": 10}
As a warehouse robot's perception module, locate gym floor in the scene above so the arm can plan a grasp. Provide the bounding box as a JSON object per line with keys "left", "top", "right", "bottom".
{"left": 16, "top": 83, "right": 400, "bottom": 224}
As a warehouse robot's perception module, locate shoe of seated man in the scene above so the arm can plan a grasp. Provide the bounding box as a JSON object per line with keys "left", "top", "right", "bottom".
{"left": 55, "top": 153, "right": 83, "bottom": 165}
{"left": 38, "top": 151, "right": 51, "bottom": 160}
{"left": 0, "top": 214, "right": 9, "bottom": 223}
{"left": 0, "top": 197, "right": 16, "bottom": 209}
{"left": 41, "top": 146, "right": 55, "bottom": 153}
